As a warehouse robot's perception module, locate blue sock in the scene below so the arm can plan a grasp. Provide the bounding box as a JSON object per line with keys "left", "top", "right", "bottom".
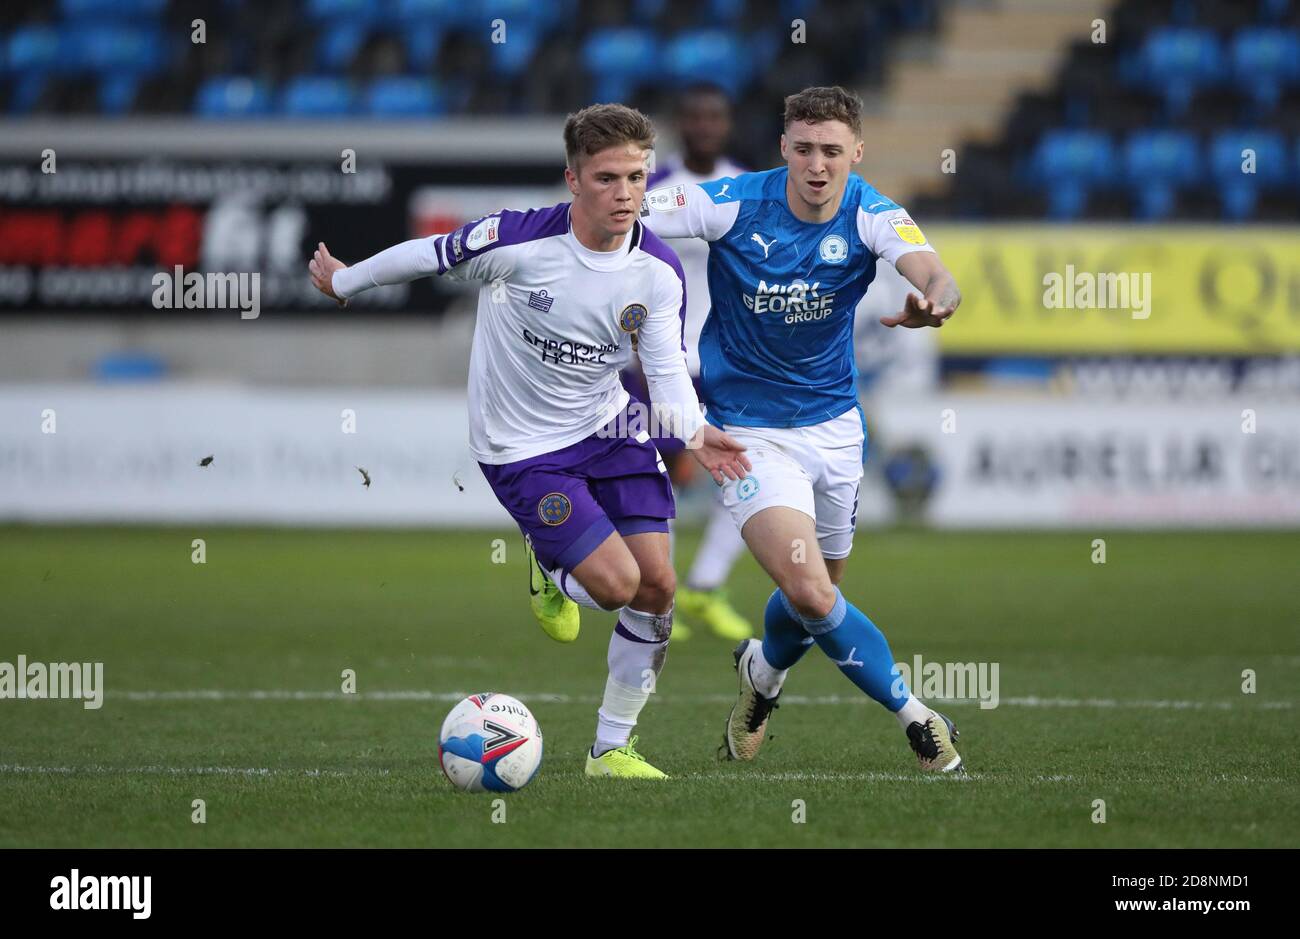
{"left": 802, "top": 588, "right": 909, "bottom": 712}
{"left": 760, "top": 589, "right": 816, "bottom": 670}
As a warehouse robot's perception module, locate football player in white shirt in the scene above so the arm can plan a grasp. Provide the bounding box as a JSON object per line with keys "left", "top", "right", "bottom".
{"left": 625, "top": 83, "right": 755, "bottom": 645}
{"left": 308, "top": 104, "right": 750, "bottom": 780}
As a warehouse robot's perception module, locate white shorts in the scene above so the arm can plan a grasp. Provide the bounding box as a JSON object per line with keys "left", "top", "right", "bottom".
{"left": 718, "top": 408, "right": 866, "bottom": 560}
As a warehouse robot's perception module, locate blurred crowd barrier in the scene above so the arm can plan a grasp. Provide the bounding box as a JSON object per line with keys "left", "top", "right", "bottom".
{"left": 2, "top": 385, "right": 1297, "bottom": 528}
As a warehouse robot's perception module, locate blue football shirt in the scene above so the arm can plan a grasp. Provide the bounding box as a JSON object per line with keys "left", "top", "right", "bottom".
{"left": 640, "top": 166, "right": 934, "bottom": 428}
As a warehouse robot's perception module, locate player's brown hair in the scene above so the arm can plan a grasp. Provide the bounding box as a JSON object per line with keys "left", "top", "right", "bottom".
{"left": 783, "top": 85, "right": 863, "bottom": 136}
{"left": 563, "top": 103, "right": 656, "bottom": 171}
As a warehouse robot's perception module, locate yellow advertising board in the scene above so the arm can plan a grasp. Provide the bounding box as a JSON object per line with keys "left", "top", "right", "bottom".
{"left": 927, "top": 226, "right": 1300, "bottom": 353}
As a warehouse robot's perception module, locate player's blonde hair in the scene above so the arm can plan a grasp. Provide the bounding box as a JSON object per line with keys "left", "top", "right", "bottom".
{"left": 563, "top": 103, "right": 656, "bottom": 171}
{"left": 783, "top": 85, "right": 863, "bottom": 137}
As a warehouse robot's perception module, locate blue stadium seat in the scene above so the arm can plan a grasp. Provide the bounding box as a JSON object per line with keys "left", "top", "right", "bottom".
{"left": 194, "top": 76, "right": 274, "bottom": 117}
{"left": 395, "top": 0, "right": 561, "bottom": 30}
{"left": 71, "top": 25, "right": 168, "bottom": 75}
{"left": 489, "top": 25, "right": 541, "bottom": 78}
{"left": 581, "top": 29, "right": 661, "bottom": 103}
{"left": 782, "top": 0, "right": 820, "bottom": 18}
{"left": 1027, "top": 130, "right": 1119, "bottom": 219}
{"left": 99, "top": 74, "right": 142, "bottom": 114}
{"left": 400, "top": 23, "right": 445, "bottom": 70}
{"left": 1134, "top": 28, "right": 1225, "bottom": 115}
{"left": 7, "top": 26, "right": 63, "bottom": 75}
{"left": 316, "top": 20, "right": 373, "bottom": 70}
{"left": 363, "top": 77, "right": 444, "bottom": 116}
{"left": 1230, "top": 29, "right": 1300, "bottom": 111}
{"left": 60, "top": 0, "right": 167, "bottom": 18}
{"left": 710, "top": 0, "right": 747, "bottom": 24}
{"left": 663, "top": 30, "right": 748, "bottom": 96}
{"left": 1259, "top": 0, "right": 1292, "bottom": 23}
{"left": 305, "top": 0, "right": 381, "bottom": 21}
{"left": 279, "top": 76, "right": 356, "bottom": 116}
{"left": 7, "top": 75, "right": 50, "bottom": 114}
{"left": 1210, "top": 130, "right": 1289, "bottom": 219}
{"left": 632, "top": 0, "right": 745, "bottom": 24}
{"left": 1123, "top": 131, "right": 1201, "bottom": 219}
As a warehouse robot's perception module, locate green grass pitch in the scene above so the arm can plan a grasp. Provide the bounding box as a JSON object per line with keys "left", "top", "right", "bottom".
{"left": 0, "top": 525, "right": 1295, "bottom": 848}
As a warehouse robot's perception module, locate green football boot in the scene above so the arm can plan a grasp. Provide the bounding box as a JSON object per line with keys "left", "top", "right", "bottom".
{"left": 676, "top": 586, "right": 754, "bottom": 641}
{"left": 584, "top": 736, "right": 669, "bottom": 779}
{"left": 525, "top": 535, "right": 579, "bottom": 642}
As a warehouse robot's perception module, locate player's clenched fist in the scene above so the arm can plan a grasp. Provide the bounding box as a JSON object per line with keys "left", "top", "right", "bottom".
{"left": 308, "top": 242, "right": 349, "bottom": 307}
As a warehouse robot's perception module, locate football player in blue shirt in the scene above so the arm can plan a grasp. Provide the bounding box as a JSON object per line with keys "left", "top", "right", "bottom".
{"left": 641, "top": 86, "right": 965, "bottom": 772}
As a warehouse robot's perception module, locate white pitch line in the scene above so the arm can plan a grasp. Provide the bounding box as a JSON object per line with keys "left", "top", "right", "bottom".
{"left": 105, "top": 690, "right": 1294, "bottom": 711}
{"left": 0, "top": 763, "right": 386, "bottom": 778}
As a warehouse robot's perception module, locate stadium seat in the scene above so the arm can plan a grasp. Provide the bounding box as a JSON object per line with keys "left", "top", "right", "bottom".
{"left": 280, "top": 76, "right": 355, "bottom": 116}
{"left": 194, "top": 76, "right": 274, "bottom": 117}
{"left": 581, "top": 28, "right": 661, "bottom": 103}
{"left": 316, "top": 20, "right": 373, "bottom": 71}
{"left": 305, "top": 0, "right": 381, "bottom": 21}
{"left": 1209, "top": 130, "right": 1289, "bottom": 219}
{"left": 394, "top": 0, "right": 561, "bottom": 30}
{"left": 1133, "top": 27, "right": 1225, "bottom": 115}
{"left": 6, "top": 26, "right": 63, "bottom": 76}
{"left": 400, "top": 23, "right": 445, "bottom": 71}
{"left": 489, "top": 25, "right": 541, "bottom": 78}
{"left": 1122, "top": 130, "right": 1202, "bottom": 219}
{"left": 7, "top": 74, "right": 50, "bottom": 115}
{"left": 663, "top": 29, "right": 749, "bottom": 95}
{"left": 1229, "top": 28, "right": 1300, "bottom": 112}
{"left": 70, "top": 25, "right": 169, "bottom": 76}
{"left": 363, "top": 76, "right": 444, "bottom": 116}
{"left": 59, "top": 0, "right": 167, "bottom": 18}
{"left": 1027, "top": 130, "right": 1119, "bottom": 219}
{"left": 98, "top": 74, "right": 142, "bottom": 115}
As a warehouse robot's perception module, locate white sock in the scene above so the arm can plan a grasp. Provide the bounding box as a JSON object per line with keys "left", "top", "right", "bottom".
{"left": 592, "top": 607, "right": 671, "bottom": 756}
{"left": 594, "top": 676, "right": 645, "bottom": 756}
{"left": 686, "top": 497, "right": 746, "bottom": 590}
{"left": 895, "top": 694, "right": 932, "bottom": 730}
{"left": 748, "top": 643, "right": 788, "bottom": 698}
{"left": 548, "top": 565, "right": 604, "bottom": 611}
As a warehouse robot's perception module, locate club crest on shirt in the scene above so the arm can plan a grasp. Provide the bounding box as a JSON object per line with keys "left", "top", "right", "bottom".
{"left": 889, "top": 217, "right": 927, "bottom": 246}
{"left": 538, "top": 492, "right": 572, "bottom": 526}
{"left": 619, "top": 303, "right": 649, "bottom": 332}
{"left": 819, "top": 234, "right": 849, "bottom": 264}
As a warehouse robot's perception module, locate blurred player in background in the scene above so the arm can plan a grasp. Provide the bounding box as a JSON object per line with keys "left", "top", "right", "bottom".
{"left": 626, "top": 83, "right": 753, "bottom": 644}
{"left": 642, "top": 86, "right": 966, "bottom": 773}
{"left": 310, "top": 104, "right": 750, "bottom": 779}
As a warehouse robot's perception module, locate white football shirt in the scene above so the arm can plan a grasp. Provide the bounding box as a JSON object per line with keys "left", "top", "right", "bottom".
{"left": 332, "top": 203, "right": 704, "bottom": 464}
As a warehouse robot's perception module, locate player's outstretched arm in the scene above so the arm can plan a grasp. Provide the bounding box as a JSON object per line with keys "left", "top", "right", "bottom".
{"left": 884, "top": 252, "right": 961, "bottom": 328}
{"left": 308, "top": 236, "right": 445, "bottom": 305}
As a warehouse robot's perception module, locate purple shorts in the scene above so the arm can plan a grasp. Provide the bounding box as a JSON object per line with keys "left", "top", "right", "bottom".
{"left": 479, "top": 419, "right": 675, "bottom": 572}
